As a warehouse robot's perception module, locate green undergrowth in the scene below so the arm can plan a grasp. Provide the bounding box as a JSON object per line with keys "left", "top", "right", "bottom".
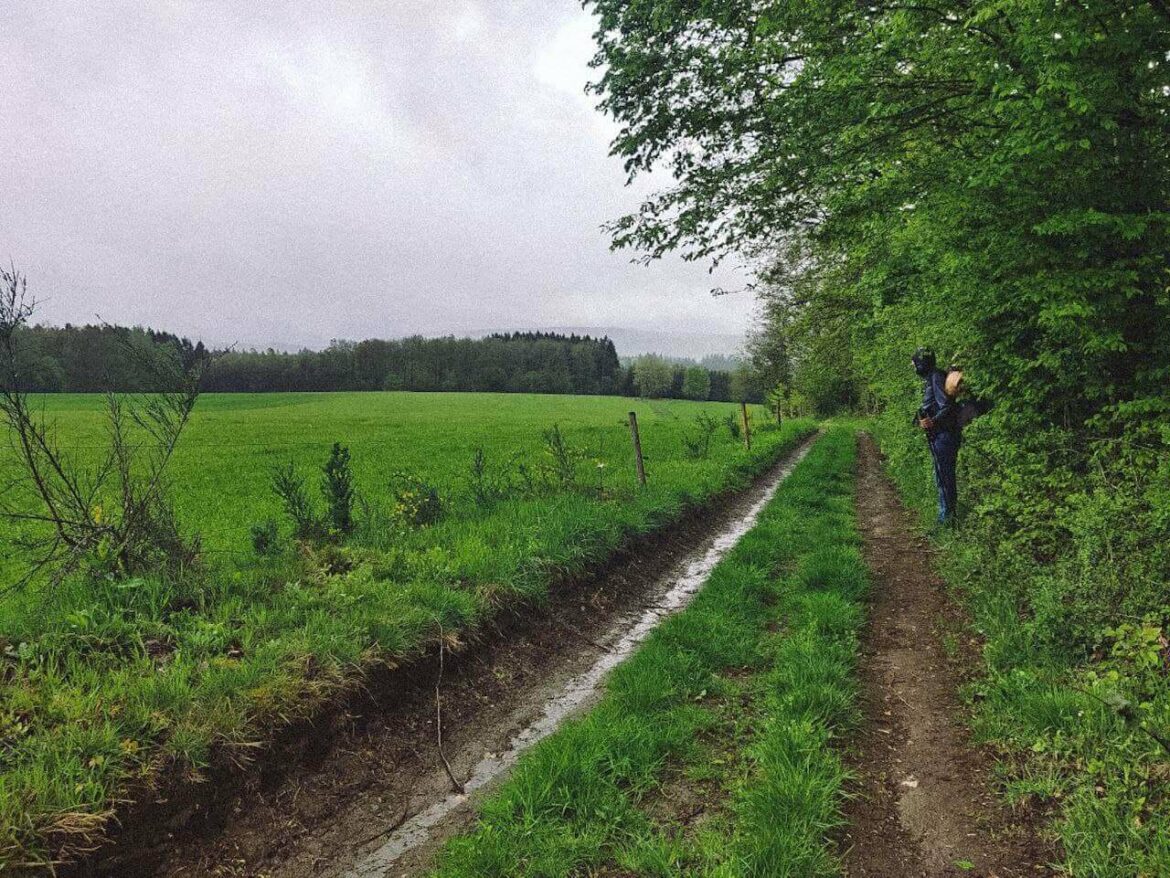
{"left": 0, "top": 392, "right": 813, "bottom": 870}
{"left": 431, "top": 426, "right": 865, "bottom": 878}
{"left": 873, "top": 418, "right": 1170, "bottom": 876}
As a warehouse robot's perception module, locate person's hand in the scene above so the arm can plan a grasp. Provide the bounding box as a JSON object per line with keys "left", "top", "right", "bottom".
{"left": 919, "top": 416, "right": 935, "bottom": 430}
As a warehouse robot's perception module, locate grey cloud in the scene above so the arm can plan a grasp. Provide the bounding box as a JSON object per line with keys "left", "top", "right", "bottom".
{"left": 0, "top": 1, "right": 754, "bottom": 351}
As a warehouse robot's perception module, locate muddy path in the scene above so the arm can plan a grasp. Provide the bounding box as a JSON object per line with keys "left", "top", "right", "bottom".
{"left": 72, "top": 435, "right": 817, "bottom": 878}
{"left": 841, "top": 434, "right": 1054, "bottom": 877}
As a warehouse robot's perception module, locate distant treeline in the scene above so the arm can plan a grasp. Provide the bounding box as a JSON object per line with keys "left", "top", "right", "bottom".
{"left": 8, "top": 324, "right": 208, "bottom": 393}
{"left": 205, "top": 333, "right": 625, "bottom": 395}
{"left": 10, "top": 325, "right": 757, "bottom": 401}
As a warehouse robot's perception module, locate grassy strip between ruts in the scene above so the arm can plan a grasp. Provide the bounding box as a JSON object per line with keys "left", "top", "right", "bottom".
{"left": 1, "top": 400, "right": 815, "bottom": 871}
{"left": 430, "top": 426, "right": 865, "bottom": 878}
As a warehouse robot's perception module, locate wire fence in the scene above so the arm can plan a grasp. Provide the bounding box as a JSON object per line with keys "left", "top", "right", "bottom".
{"left": 1, "top": 405, "right": 787, "bottom": 582}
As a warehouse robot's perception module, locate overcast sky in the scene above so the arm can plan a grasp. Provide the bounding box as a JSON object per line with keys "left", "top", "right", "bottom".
{"left": 0, "top": 2, "right": 754, "bottom": 351}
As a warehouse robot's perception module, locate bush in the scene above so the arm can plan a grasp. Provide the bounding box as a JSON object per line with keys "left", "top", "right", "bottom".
{"left": 272, "top": 442, "right": 357, "bottom": 541}
{"left": 272, "top": 461, "right": 320, "bottom": 540}
{"left": 540, "top": 424, "right": 580, "bottom": 490}
{"left": 322, "top": 442, "right": 355, "bottom": 535}
{"left": 391, "top": 472, "right": 443, "bottom": 527}
{"left": 682, "top": 412, "right": 720, "bottom": 459}
{"left": 725, "top": 412, "right": 742, "bottom": 440}
{"left": 249, "top": 519, "right": 281, "bottom": 557}
{"left": 469, "top": 446, "right": 513, "bottom": 508}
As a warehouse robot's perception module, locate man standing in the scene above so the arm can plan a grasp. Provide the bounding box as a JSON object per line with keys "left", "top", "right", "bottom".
{"left": 912, "top": 348, "right": 960, "bottom": 525}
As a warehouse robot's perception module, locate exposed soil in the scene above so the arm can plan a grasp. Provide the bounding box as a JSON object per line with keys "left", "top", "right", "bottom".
{"left": 65, "top": 436, "right": 816, "bottom": 878}
{"left": 841, "top": 434, "right": 1055, "bottom": 877}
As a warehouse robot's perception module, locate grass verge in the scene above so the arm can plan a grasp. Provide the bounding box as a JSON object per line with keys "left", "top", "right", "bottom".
{"left": 431, "top": 426, "right": 865, "bottom": 877}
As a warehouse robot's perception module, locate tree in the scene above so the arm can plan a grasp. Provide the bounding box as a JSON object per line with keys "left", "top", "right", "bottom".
{"left": 587, "top": 0, "right": 1170, "bottom": 430}
{"left": 0, "top": 267, "right": 206, "bottom": 592}
{"left": 585, "top": 0, "right": 1170, "bottom": 698}
{"left": 631, "top": 354, "right": 673, "bottom": 398}
{"left": 728, "top": 364, "right": 759, "bottom": 404}
{"left": 681, "top": 366, "right": 710, "bottom": 401}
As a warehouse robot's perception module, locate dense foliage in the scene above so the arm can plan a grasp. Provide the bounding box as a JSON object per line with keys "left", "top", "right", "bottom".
{"left": 588, "top": 0, "right": 1170, "bottom": 869}
{"left": 7, "top": 323, "right": 208, "bottom": 392}
{"left": 205, "top": 332, "right": 625, "bottom": 395}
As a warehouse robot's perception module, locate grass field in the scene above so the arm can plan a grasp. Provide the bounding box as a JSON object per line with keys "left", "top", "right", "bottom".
{"left": 0, "top": 391, "right": 813, "bottom": 868}
{"left": 431, "top": 426, "right": 864, "bottom": 877}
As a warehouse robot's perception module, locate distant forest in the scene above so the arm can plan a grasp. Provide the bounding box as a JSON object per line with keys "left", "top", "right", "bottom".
{"left": 9, "top": 324, "right": 756, "bottom": 401}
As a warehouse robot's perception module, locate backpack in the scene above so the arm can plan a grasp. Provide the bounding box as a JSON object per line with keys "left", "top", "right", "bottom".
{"left": 944, "top": 369, "right": 993, "bottom": 428}
{"left": 944, "top": 369, "right": 964, "bottom": 398}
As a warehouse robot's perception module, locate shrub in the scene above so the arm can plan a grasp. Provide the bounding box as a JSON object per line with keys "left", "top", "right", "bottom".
{"left": 322, "top": 442, "right": 355, "bottom": 535}
{"left": 249, "top": 519, "right": 281, "bottom": 557}
{"left": 540, "top": 424, "right": 580, "bottom": 489}
{"left": 391, "top": 472, "right": 443, "bottom": 527}
{"left": 0, "top": 266, "right": 207, "bottom": 588}
{"left": 683, "top": 412, "right": 720, "bottom": 459}
{"left": 469, "top": 446, "right": 513, "bottom": 508}
{"left": 272, "top": 461, "right": 320, "bottom": 540}
{"left": 725, "top": 412, "right": 742, "bottom": 440}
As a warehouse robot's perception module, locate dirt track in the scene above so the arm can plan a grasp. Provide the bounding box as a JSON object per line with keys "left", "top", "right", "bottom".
{"left": 841, "top": 434, "right": 1055, "bottom": 877}
{"left": 70, "top": 436, "right": 816, "bottom": 878}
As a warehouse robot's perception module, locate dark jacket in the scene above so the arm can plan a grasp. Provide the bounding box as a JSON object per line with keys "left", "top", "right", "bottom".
{"left": 921, "top": 368, "right": 958, "bottom": 432}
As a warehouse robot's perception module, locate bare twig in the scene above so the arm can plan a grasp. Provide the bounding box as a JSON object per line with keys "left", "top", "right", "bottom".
{"left": 355, "top": 801, "right": 413, "bottom": 847}
{"left": 434, "top": 626, "right": 465, "bottom": 794}
{"left": 0, "top": 265, "right": 206, "bottom": 595}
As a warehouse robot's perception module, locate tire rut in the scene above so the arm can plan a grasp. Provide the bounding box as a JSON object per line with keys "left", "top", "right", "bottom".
{"left": 71, "top": 435, "right": 818, "bottom": 878}
{"left": 841, "top": 434, "right": 1055, "bottom": 877}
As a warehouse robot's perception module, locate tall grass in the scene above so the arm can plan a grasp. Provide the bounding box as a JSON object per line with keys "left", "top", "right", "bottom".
{"left": 432, "top": 427, "right": 864, "bottom": 877}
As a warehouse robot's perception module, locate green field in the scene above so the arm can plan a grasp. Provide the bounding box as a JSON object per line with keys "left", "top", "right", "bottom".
{"left": 0, "top": 391, "right": 813, "bottom": 868}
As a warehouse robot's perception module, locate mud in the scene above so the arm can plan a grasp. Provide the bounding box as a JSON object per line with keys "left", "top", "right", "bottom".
{"left": 841, "top": 434, "right": 1055, "bottom": 877}
{"left": 71, "top": 434, "right": 817, "bottom": 878}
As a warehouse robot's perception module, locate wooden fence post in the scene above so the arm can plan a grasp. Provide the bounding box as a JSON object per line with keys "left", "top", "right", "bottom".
{"left": 628, "top": 411, "right": 647, "bottom": 486}
{"left": 741, "top": 402, "right": 752, "bottom": 450}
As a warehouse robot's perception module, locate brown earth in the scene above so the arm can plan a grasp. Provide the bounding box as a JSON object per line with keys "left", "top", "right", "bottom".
{"left": 840, "top": 434, "right": 1056, "bottom": 877}
{"left": 61, "top": 438, "right": 815, "bottom": 878}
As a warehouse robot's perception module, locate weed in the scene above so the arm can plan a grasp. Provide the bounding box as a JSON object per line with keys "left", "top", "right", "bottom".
{"left": 468, "top": 446, "right": 514, "bottom": 508}
{"left": 942, "top": 632, "right": 960, "bottom": 660}
{"left": 390, "top": 472, "right": 443, "bottom": 527}
{"left": 725, "top": 412, "right": 742, "bottom": 440}
{"left": 682, "top": 412, "right": 720, "bottom": 459}
{"left": 540, "top": 423, "right": 580, "bottom": 490}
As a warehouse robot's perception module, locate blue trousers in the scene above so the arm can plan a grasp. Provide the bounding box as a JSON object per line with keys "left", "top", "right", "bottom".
{"left": 928, "top": 430, "right": 960, "bottom": 523}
